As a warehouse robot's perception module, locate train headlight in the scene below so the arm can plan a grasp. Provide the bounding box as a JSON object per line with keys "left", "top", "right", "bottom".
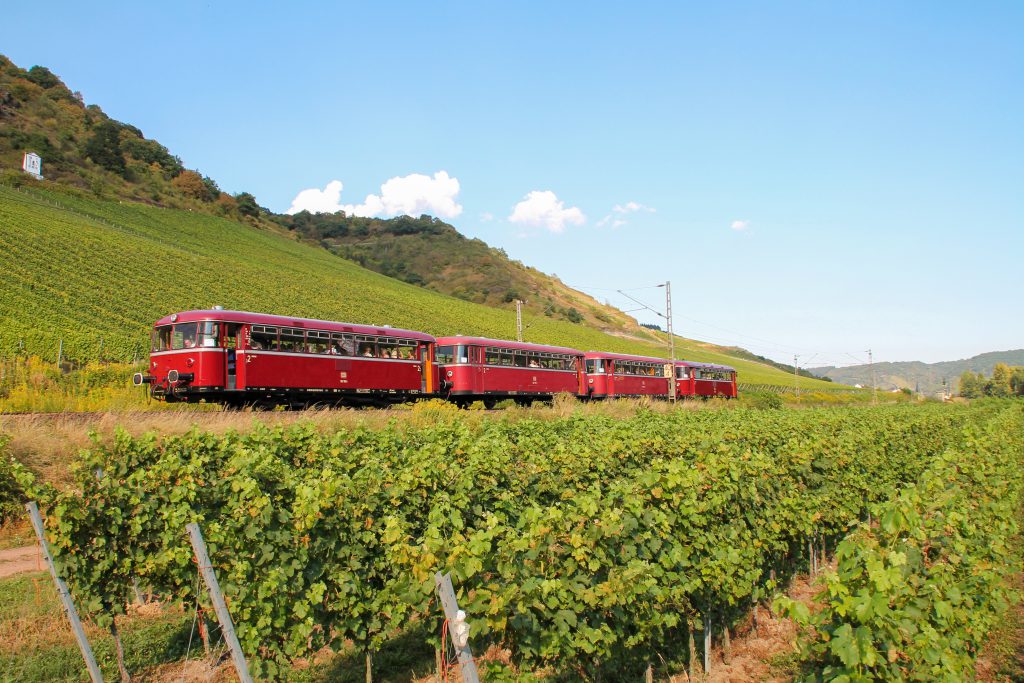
{"left": 446, "top": 370, "right": 453, "bottom": 378}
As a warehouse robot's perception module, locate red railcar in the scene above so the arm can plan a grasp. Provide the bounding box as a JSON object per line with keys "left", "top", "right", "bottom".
{"left": 675, "top": 361, "right": 737, "bottom": 399}
{"left": 136, "top": 309, "right": 437, "bottom": 407}
{"left": 584, "top": 351, "right": 671, "bottom": 399}
{"left": 436, "top": 336, "right": 584, "bottom": 407}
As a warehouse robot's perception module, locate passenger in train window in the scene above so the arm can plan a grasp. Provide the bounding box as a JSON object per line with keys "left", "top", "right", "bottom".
{"left": 361, "top": 345, "right": 374, "bottom": 357}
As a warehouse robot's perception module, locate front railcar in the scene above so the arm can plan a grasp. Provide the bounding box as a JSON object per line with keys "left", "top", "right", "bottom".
{"left": 136, "top": 312, "right": 230, "bottom": 403}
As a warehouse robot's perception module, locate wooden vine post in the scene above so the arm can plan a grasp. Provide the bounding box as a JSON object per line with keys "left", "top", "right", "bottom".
{"left": 26, "top": 501, "right": 104, "bottom": 683}
{"left": 186, "top": 522, "right": 254, "bottom": 683}
{"left": 434, "top": 571, "right": 481, "bottom": 683}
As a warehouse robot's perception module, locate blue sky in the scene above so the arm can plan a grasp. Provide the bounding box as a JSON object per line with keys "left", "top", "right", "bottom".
{"left": 3, "top": 2, "right": 1022, "bottom": 365}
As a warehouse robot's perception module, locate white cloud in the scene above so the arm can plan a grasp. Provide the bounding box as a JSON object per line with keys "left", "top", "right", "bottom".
{"left": 286, "top": 180, "right": 345, "bottom": 214}
{"left": 286, "top": 172, "right": 463, "bottom": 218}
{"left": 479, "top": 211, "right": 494, "bottom": 222}
{"left": 613, "top": 201, "right": 656, "bottom": 214}
{"left": 343, "top": 171, "right": 463, "bottom": 219}
{"left": 508, "top": 190, "right": 585, "bottom": 233}
{"left": 731, "top": 219, "right": 751, "bottom": 231}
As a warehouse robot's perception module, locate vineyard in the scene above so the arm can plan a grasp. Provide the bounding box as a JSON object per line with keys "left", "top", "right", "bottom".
{"left": 0, "top": 183, "right": 836, "bottom": 390}
{"left": 8, "top": 401, "right": 1021, "bottom": 681}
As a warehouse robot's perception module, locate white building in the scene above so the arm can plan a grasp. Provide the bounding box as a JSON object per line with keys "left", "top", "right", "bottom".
{"left": 22, "top": 151, "right": 43, "bottom": 180}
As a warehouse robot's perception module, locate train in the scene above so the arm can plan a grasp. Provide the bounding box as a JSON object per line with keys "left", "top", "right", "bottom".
{"left": 134, "top": 309, "right": 738, "bottom": 408}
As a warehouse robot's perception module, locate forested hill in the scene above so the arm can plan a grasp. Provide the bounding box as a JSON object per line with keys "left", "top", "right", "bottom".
{"left": 274, "top": 211, "right": 643, "bottom": 330}
{"left": 811, "top": 349, "right": 1024, "bottom": 395}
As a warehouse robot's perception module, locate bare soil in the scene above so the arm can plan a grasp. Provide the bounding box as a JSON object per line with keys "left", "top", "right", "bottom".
{"left": 0, "top": 543, "right": 41, "bottom": 578}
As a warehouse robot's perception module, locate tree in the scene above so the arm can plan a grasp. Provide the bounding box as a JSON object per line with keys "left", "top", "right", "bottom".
{"left": 987, "top": 363, "right": 1013, "bottom": 398}
{"left": 958, "top": 370, "right": 982, "bottom": 398}
{"left": 83, "top": 121, "right": 126, "bottom": 176}
{"left": 235, "top": 192, "right": 260, "bottom": 217}
{"left": 26, "top": 65, "right": 60, "bottom": 89}
{"left": 1010, "top": 367, "right": 1024, "bottom": 397}
{"left": 171, "top": 170, "right": 210, "bottom": 200}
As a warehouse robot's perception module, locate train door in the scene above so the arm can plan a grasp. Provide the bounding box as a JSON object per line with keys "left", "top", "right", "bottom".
{"left": 224, "top": 324, "right": 241, "bottom": 390}
{"left": 478, "top": 346, "right": 491, "bottom": 394}
{"left": 421, "top": 342, "right": 435, "bottom": 395}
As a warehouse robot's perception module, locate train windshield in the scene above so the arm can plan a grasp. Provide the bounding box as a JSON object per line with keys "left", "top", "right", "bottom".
{"left": 586, "top": 359, "right": 605, "bottom": 374}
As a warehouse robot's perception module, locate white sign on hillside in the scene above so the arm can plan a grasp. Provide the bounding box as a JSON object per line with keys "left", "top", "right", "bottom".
{"left": 22, "top": 152, "right": 43, "bottom": 179}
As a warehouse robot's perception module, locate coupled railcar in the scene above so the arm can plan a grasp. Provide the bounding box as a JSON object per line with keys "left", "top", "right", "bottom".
{"left": 584, "top": 351, "right": 671, "bottom": 399}
{"left": 675, "top": 361, "right": 737, "bottom": 399}
{"left": 436, "top": 336, "right": 584, "bottom": 408}
{"left": 135, "top": 309, "right": 437, "bottom": 407}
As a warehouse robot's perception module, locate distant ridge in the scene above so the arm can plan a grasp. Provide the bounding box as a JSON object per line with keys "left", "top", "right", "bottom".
{"left": 811, "top": 349, "right": 1024, "bottom": 395}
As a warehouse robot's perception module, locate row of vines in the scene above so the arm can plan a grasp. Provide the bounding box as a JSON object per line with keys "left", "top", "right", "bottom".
{"left": 778, "top": 402, "right": 1024, "bottom": 681}
{"left": 12, "top": 402, "right": 1022, "bottom": 680}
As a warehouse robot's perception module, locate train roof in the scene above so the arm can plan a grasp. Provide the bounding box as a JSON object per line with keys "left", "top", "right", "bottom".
{"left": 584, "top": 350, "right": 669, "bottom": 364}
{"left": 153, "top": 310, "right": 436, "bottom": 341}
{"left": 435, "top": 336, "right": 583, "bottom": 355}
{"left": 675, "top": 359, "right": 736, "bottom": 372}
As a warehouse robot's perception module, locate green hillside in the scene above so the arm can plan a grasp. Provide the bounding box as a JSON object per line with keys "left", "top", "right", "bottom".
{"left": 0, "top": 183, "right": 837, "bottom": 389}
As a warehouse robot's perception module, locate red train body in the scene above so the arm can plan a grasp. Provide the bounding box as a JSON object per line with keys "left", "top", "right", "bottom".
{"left": 584, "top": 351, "right": 670, "bottom": 399}
{"left": 436, "top": 336, "right": 584, "bottom": 407}
{"left": 137, "top": 309, "right": 738, "bottom": 406}
{"left": 675, "top": 361, "right": 738, "bottom": 399}
{"left": 139, "top": 310, "right": 436, "bottom": 407}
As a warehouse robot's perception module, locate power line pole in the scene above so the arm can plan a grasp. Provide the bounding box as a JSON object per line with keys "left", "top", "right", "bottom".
{"left": 665, "top": 281, "right": 676, "bottom": 402}
{"left": 515, "top": 300, "right": 524, "bottom": 342}
{"left": 868, "top": 348, "right": 877, "bottom": 404}
{"left": 794, "top": 354, "right": 800, "bottom": 398}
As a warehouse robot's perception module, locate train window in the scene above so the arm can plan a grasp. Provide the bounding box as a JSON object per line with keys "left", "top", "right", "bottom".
{"left": 485, "top": 348, "right": 502, "bottom": 365}
{"left": 249, "top": 326, "right": 278, "bottom": 351}
{"left": 397, "top": 341, "right": 417, "bottom": 360}
{"left": 280, "top": 328, "right": 304, "bottom": 353}
{"left": 378, "top": 338, "right": 399, "bottom": 359}
{"left": 152, "top": 326, "right": 171, "bottom": 352}
{"left": 436, "top": 346, "right": 454, "bottom": 364}
{"left": 330, "top": 333, "right": 354, "bottom": 356}
{"left": 586, "top": 359, "right": 604, "bottom": 373}
{"left": 526, "top": 354, "right": 542, "bottom": 368}
{"left": 306, "top": 331, "right": 331, "bottom": 355}
{"left": 455, "top": 345, "right": 471, "bottom": 363}
{"left": 513, "top": 351, "right": 528, "bottom": 367}
{"left": 171, "top": 322, "right": 198, "bottom": 349}
{"left": 677, "top": 366, "right": 690, "bottom": 379}
{"left": 356, "top": 336, "right": 377, "bottom": 358}
{"left": 223, "top": 324, "right": 239, "bottom": 350}
{"left": 198, "top": 321, "right": 219, "bottom": 348}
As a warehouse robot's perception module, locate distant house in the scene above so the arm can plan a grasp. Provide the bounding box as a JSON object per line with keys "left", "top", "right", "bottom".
{"left": 22, "top": 151, "right": 43, "bottom": 179}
